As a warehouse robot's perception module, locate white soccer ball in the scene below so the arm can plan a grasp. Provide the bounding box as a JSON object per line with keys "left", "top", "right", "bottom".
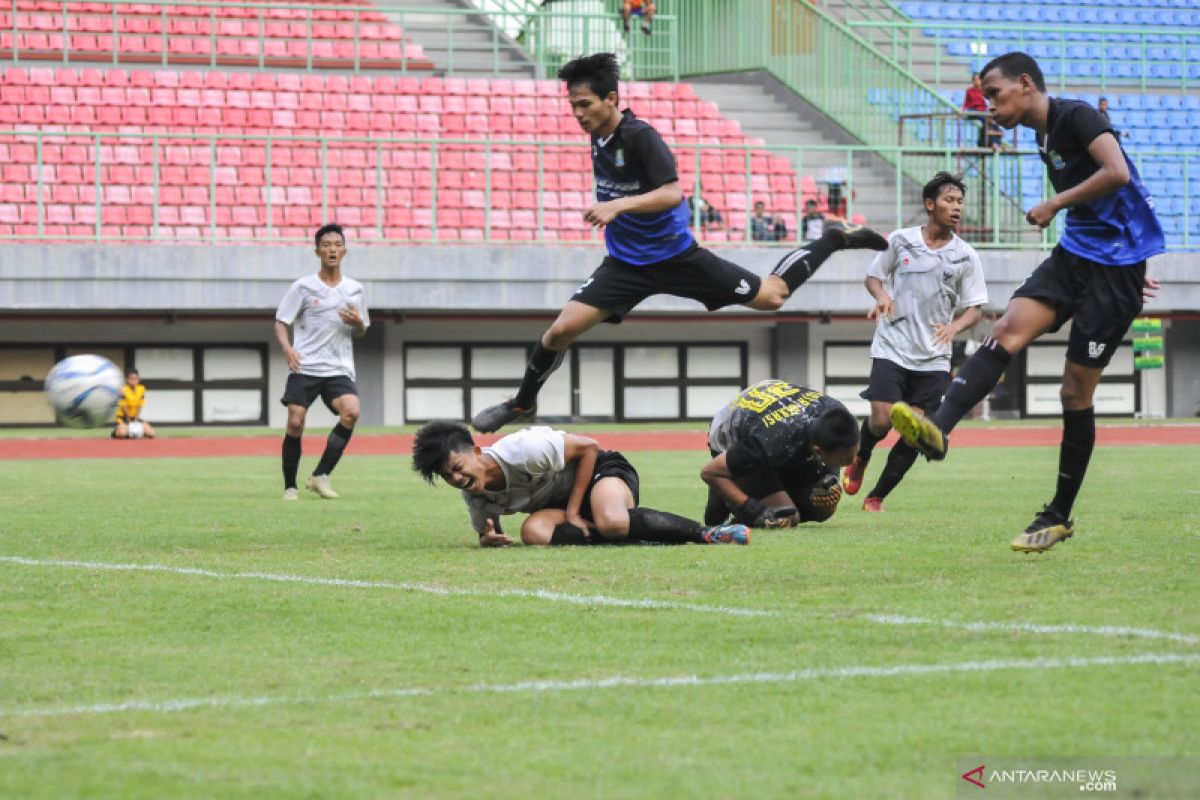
{"left": 126, "top": 420, "right": 145, "bottom": 439}
{"left": 44, "top": 354, "right": 123, "bottom": 429}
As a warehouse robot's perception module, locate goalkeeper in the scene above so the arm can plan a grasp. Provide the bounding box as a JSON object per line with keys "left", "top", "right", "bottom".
{"left": 701, "top": 380, "right": 859, "bottom": 528}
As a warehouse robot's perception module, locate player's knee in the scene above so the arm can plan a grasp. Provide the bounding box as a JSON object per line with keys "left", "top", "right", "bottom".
{"left": 520, "top": 516, "right": 555, "bottom": 546}
{"left": 542, "top": 322, "right": 576, "bottom": 351}
{"left": 591, "top": 508, "right": 629, "bottom": 539}
{"left": 1059, "top": 379, "right": 1091, "bottom": 409}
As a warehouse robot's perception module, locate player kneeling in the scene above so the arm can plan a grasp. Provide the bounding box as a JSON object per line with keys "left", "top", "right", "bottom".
{"left": 701, "top": 381, "right": 859, "bottom": 528}
{"left": 413, "top": 422, "right": 749, "bottom": 547}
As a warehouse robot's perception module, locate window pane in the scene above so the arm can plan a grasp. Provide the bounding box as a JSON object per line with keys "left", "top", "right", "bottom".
{"left": 0, "top": 349, "right": 56, "bottom": 381}
{"left": 202, "top": 389, "right": 262, "bottom": 422}
{"left": 470, "top": 386, "right": 519, "bottom": 418}
{"left": 578, "top": 348, "right": 614, "bottom": 417}
{"left": 0, "top": 391, "right": 56, "bottom": 424}
{"left": 1025, "top": 345, "right": 1067, "bottom": 377}
{"left": 686, "top": 346, "right": 741, "bottom": 378}
{"left": 823, "top": 384, "right": 869, "bottom": 417}
{"left": 825, "top": 345, "right": 873, "bottom": 378}
{"left": 623, "top": 346, "right": 678, "bottom": 378}
{"left": 135, "top": 348, "right": 194, "bottom": 381}
{"left": 624, "top": 386, "right": 679, "bottom": 419}
{"left": 203, "top": 349, "right": 262, "bottom": 380}
{"left": 145, "top": 389, "right": 195, "bottom": 422}
{"left": 685, "top": 385, "right": 739, "bottom": 419}
{"left": 406, "top": 347, "right": 463, "bottom": 379}
{"left": 470, "top": 347, "right": 527, "bottom": 379}
{"left": 406, "top": 387, "right": 463, "bottom": 421}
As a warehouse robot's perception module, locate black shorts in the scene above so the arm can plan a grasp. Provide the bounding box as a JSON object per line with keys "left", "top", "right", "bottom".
{"left": 547, "top": 450, "right": 640, "bottom": 521}
{"left": 280, "top": 373, "right": 358, "bottom": 413}
{"left": 1012, "top": 245, "right": 1145, "bottom": 369}
{"left": 731, "top": 459, "right": 828, "bottom": 508}
{"left": 573, "top": 244, "right": 762, "bottom": 322}
{"left": 860, "top": 358, "right": 951, "bottom": 414}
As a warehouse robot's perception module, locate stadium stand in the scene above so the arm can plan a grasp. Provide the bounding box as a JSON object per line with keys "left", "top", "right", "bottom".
{"left": 0, "top": 0, "right": 432, "bottom": 70}
{"left": 0, "top": 66, "right": 808, "bottom": 242}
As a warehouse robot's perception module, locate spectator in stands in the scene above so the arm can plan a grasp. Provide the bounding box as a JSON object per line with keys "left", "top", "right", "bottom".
{"left": 274, "top": 223, "right": 369, "bottom": 501}
{"left": 622, "top": 0, "right": 655, "bottom": 35}
{"left": 112, "top": 369, "right": 156, "bottom": 440}
{"left": 801, "top": 199, "right": 826, "bottom": 241}
{"left": 1097, "top": 97, "right": 1124, "bottom": 140}
{"left": 891, "top": 51, "right": 1165, "bottom": 553}
{"left": 687, "top": 194, "right": 724, "bottom": 231}
{"left": 470, "top": 52, "right": 888, "bottom": 434}
{"left": 963, "top": 72, "right": 992, "bottom": 148}
{"left": 750, "top": 201, "right": 787, "bottom": 241}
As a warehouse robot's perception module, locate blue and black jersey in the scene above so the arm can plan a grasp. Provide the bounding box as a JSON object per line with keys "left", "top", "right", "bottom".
{"left": 592, "top": 109, "right": 693, "bottom": 265}
{"left": 1038, "top": 97, "right": 1164, "bottom": 266}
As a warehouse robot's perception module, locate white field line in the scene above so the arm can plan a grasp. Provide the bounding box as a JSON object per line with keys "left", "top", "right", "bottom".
{"left": 5, "top": 652, "right": 1199, "bottom": 719}
{"left": 4, "top": 555, "right": 1198, "bottom": 646}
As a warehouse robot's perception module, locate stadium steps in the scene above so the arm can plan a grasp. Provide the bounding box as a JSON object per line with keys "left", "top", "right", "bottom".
{"left": 689, "top": 72, "right": 918, "bottom": 228}
{"left": 373, "top": 0, "right": 537, "bottom": 78}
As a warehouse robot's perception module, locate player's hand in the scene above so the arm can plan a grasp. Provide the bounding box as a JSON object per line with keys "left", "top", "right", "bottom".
{"left": 565, "top": 510, "right": 591, "bottom": 538}
{"left": 1142, "top": 275, "right": 1160, "bottom": 304}
{"left": 1025, "top": 200, "right": 1059, "bottom": 229}
{"left": 583, "top": 200, "right": 622, "bottom": 228}
{"left": 283, "top": 345, "right": 301, "bottom": 373}
{"left": 735, "top": 498, "right": 799, "bottom": 529}
{"left": 867, "top": 295, "right": 894, "bottom": 321}
{"left": 338, "top": 304, "right": 363, "bottom": 329}
{"left": 479, "top": 518, "right": 514, "bottom": 548}
{"left": 931, "top": 322, "right": 955, "bottom": 346}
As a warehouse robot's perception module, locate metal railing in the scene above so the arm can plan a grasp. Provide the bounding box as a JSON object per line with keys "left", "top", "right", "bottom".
{"left": 2, "top": 129, "right": 1193, "bottom": 249}
{"left": 846, "top": 20, "right": 1200, "bottom": 92}
{"left": 0, "top": 0, "right": 679, "bottom": 80}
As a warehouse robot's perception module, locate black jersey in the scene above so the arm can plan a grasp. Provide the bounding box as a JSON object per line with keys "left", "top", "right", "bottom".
{"left": 707, "top": 380, "right": 848, "bottom": 476}
{"left": 592, "top": 109, "right": 693, "bottom": 265}
{"left": 1038, "top": 98, "right": 1163, "bottom": 265}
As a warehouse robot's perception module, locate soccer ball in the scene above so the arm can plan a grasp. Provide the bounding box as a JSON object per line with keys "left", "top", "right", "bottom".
{"left": 44, "top": 354, "right": 123, "bottom": 429}
{"left": 126, "top": 421, "right": 145, "bottom": 439}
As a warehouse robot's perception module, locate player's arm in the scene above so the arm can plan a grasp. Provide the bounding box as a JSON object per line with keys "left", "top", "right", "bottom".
{"left": 273, "top": 320, "right": 301, "bottom": 372}
{"left": 933, "top": 304, "right": 983, "bottom": 346}
{"left": 865, "top": 237, "right": 896, "bottom": 320}
{"left": 1027, "top": 132, "right": 1129, "bottom": 228}
{"left": 562, "top": 434, "right": 599, "bottom": 533}
{"left": 700, "top": 449, "right": 793, "bottom": 527}
{"left": 700, "top": 451, "right": 751, "bottom": 511}
{"left": 468, "top": 498, "right": 513, "bottom": 548}
{"left": 584, "top": 181, "right": 683, "bottom": 227}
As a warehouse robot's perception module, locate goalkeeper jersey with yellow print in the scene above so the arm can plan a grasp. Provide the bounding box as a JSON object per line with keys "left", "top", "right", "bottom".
{"left": 116, "top": 384, "right": 145, "bottom": 423}
{"left": 707, "top": 380, "right": 848, "bottom": 478}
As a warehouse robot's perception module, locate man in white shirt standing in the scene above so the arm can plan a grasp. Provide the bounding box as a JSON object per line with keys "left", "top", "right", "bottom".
{"left": 841, "top": 173, "right": 988, "bottom": 511}
{"left": 274, "top": 223, "right": 369, "bottom": 500}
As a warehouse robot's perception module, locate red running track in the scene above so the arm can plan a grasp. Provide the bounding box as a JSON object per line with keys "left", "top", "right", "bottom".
{"left": 1, "top": 426, "right": 1198, "bottom": 460}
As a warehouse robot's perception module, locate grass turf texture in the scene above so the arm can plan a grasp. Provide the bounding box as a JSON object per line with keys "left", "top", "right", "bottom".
{"left": 1, "top": 445, "right": 1197, "bottom": 798}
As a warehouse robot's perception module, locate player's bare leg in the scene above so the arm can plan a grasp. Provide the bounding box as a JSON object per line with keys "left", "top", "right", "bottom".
{"left": 472, "top": 301, "right": 611, "bottom": 433}
{"left": 307, "top": 393, "right": 359, "bottom": 499}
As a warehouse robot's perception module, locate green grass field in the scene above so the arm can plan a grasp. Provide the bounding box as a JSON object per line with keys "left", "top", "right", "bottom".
{"left": 1, "top": 442, "right": 1198, "bottom": 798}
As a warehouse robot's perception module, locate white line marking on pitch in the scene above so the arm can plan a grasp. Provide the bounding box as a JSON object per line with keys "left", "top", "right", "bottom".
{"left": 4, "top": 653, "right": 1198, "bottom": 719}
{"left": 3, "top": 555, "right": 1197, "bottom": 645}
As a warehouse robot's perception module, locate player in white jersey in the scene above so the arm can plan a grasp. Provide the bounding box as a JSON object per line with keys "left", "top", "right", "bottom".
{"left": 412, "top": 422, "right": 749, "bottom": 546}
{"left": 274, "top": 223, "right": 369, "bottom": 500}
{"left": 841, "top": 173, "right": 988, "bottom": 511}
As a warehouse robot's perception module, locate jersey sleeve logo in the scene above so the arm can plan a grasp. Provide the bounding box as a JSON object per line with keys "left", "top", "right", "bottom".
{"left": 615, "top": 148, "right": 625, "bottom": 167}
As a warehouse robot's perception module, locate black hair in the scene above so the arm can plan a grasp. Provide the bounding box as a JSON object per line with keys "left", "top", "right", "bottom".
{"left": 810, "top": 407, "right": 860, "bottom": 452}
{"left": 411, "top": 421, "right": 476, "bottom": 484}
{"left": 126, "top": 368, "right": 139, "bottom": 377}
{"left": 922, "top": 171, "right": 967, "bottom": 208}
{"left": 314, "top": 223, "right": 345, "bottom": 248}
{"left": 979, "top": 52, "right": 1046, "bottom": 94}
{"left": 1098, "top": 96, "right": 1108, "bottom": 103}
{"left": 557, "top": 52, "right": 620, "bottom": 100}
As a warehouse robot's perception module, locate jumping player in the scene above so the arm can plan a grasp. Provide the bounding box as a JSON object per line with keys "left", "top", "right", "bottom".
{"left": 412, "top": 422, "right": 750, "bottom": 546}
{"left": 471, "top": 52, "right": 887, "bottom": 434}
{"left": 890, "top": 53, "right": 1163, "bottom": 552}
{"left": 701, "top": 380, "right": 859, "bottom": 529}
{"left": 841, "top": 172, "right": 988, "bottom": 511}
{"left": 275, "top": 223, "right": 369, "bottom": 500}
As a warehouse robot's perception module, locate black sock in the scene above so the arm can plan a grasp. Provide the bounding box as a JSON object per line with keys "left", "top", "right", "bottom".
{"left": 867, "top": 442, "right": 920, "bottom": 501}
{"left": 704, "top": 486, "right": 730, "bottom": 526}
{"left": 627, "top": 506, "right": 707, "bottom": 545}
{"left": 932, "top": 337, "right": 1012, "bottom": 435}
{"left": 1050, "top": 406, "right": 1095, "bottom": 518}
{"left": 282, "top": 434, "right": 302, "bottom": 489}
{"left": 513, "top": 341, "right": 566, "bottom": 409}
{"left": 550, "top": 522, "right": 591, "bottom": 546}
{"left": 313, "top": 423, "right": 353, "bottom": 476}
{"left": 770, "top": 231, "right": 841, "bottom": 293}
{"left": 857, "top": 418, "right": 886, "bottom": 461}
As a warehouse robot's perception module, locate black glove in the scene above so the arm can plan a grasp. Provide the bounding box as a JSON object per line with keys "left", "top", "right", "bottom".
{"left": 735, "top": 498, "right": 799, "bottom": 528}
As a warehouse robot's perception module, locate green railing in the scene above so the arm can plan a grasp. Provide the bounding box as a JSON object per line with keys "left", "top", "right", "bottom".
{"left": 1, "top": 1, "right": 679, "bottom": 80}
{"left": 2, "top": 129, "right": 1193, "bottom": 249}
{"left": 846, "top": 20, "right": 1200, "bottom": 92}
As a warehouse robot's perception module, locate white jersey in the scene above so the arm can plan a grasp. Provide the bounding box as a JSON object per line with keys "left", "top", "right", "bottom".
{"left": 867, "top": 227, "right": 988, "bottom": 371}
{"left": 463, "top": 427, "right": 575, "bottom": 534}
{"left": 275, "top": 273, "right": 369, "bottom": 379}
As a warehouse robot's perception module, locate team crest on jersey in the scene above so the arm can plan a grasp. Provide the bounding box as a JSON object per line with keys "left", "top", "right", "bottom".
{"left": 615, "top": 148, "right": 625, "bottom": 167}
{"left": 1047, "top": 149, "right": 1065, "bottom": 170}
{"left": 942, "top": 268, "right": 955, "bottom": 280}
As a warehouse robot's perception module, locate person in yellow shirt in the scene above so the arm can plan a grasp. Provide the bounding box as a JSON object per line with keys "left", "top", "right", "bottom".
{"left": 113, "top": 369, "right": 156, "bottom": 440}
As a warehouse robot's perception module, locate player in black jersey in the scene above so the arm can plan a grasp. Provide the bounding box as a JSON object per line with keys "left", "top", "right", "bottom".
{"left": 471, "top": 52, "right": 887, "bottom": 434}
{"left": 701, "top": 380, "right": 859, "bottom": 528}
